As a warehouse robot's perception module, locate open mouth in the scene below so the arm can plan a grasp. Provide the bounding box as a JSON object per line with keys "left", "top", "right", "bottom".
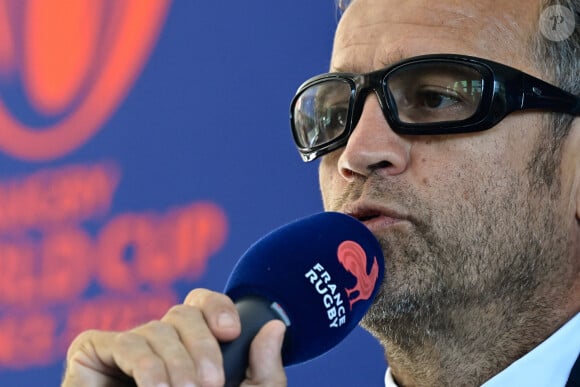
{"left": 349, "top": 209, "right": 382, "bottom": 223}
{"left": 356, "top": 212, "right": 381, "bottom": 222}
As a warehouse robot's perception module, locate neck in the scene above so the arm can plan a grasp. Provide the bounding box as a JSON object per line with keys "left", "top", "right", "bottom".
{"left": 380, "top": 298, "right": 572, "bottom": 387}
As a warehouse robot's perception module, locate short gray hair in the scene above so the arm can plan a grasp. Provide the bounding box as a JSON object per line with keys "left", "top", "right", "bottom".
{"left": 528, "top": 0, "right": 578, "bottom": 188}
{"left": 532, "top": 0, "right": 579, "bottom": 142}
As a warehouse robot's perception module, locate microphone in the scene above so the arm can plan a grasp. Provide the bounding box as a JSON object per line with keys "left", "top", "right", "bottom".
{"left": 221, "top": 211, "right": 385, "bottom": 386}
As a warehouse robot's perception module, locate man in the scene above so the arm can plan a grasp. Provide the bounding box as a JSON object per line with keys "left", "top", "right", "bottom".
{"left": 62, "top": 0, "right": 579, "bottom": 386}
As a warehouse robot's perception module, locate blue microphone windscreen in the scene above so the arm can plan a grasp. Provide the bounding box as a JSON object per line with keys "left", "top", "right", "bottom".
{"left": 224, "top": 212, "right": 385, "bottom": 366}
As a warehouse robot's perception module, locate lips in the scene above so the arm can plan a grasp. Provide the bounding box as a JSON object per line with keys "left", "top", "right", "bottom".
{"left": 343, "top": 202, "right": 409, "bottom": 231}
{"left": 348, "top": 207, "right": 382, "bottom": 222}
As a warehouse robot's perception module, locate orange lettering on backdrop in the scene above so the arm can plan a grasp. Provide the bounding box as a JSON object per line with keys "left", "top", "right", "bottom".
{"left": 0, "top": 239, "right": 37, "bottom": 306}
{"left": 0, "top": 0, "right": 172, "bottom": 161}
{"left": 0, "top": 292, "right": 176, "bottom": 368}
{"left": 0, "top": 162, "right": 120, "bottom": 232}
{"left": 98, "top": 202, "right": 229, "bottom": 292}
{"left": 0, "top": 312, "right": 56, "bottom": 368}
{"left": 62, "top": 291, "right": 176, "bottom": 352}
{"left": 39, "top": 228, "right": 94, "bottom": 304}
{"left": 0, "top": 228, "right": 93, "bottom": 306}
{"left": 98, "top": 213, "right": 160, "bottom": 292}
{"left": 0, "top": 0, "right": 231, "bottom": 371}
{"left": 0, "top": 161, "right": 230, "bottom": 368}
{"left": 171, "top": 203, "right": 229, "bottom": 278}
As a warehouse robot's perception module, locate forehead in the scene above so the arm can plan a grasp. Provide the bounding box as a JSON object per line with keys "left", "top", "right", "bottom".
{"left": 331, "top": 0, "right": 540, "bottom": 74}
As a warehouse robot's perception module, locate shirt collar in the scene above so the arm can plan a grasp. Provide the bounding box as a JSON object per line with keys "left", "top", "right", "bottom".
{"left": 483, "top": 312, "right": 580, "bottom": 387}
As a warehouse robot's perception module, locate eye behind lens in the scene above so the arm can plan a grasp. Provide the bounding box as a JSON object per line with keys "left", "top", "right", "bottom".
{"left": 386, "top": 61, "right": 483, "bottom": 124}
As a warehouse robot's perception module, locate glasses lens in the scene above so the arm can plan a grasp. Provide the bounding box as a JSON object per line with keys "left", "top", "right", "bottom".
{"left": 386, "top": 62, "right": 483, "bottom": 124}
{"left": 292, "top": 79, "right": 352, "bottom": 150}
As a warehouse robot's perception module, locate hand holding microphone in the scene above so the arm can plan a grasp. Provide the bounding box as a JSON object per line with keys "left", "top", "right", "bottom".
{"left": 221, "top": 212, "right": 384, "bottom": 385}
{"left": 61, "top": 212, "right": 384, "bottom": 387}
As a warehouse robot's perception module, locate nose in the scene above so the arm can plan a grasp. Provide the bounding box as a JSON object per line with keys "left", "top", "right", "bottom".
{"left": 337, "top": 94, "right": 410, "bottom": 181}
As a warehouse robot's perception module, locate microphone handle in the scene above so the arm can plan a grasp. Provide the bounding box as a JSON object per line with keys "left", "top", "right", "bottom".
{"left": 220, "top": 296, "right": 289, "bottom": 387}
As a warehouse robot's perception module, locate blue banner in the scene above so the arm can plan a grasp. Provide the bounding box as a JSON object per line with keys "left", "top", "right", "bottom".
{"left": 0, "top": 1, "right": 385, "bottom": 385}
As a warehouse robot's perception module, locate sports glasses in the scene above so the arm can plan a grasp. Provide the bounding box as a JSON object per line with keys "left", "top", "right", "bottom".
{"left": 290, "top": 54, "right": 580, "bottom": 162}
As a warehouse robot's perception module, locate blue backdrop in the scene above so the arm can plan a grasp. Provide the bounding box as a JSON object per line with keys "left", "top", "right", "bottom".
{"left": 0, "top": 1, "right": 385, "bottom": 385}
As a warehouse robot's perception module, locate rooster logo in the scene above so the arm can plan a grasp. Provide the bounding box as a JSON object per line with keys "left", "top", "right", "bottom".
{"left": 337, "top": 240, "right": 379, "bottom": 310}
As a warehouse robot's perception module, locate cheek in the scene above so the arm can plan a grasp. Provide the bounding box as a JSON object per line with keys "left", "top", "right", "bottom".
{"left": 409, "top": 142, "right": 460, "bottom": 190}
{"left": 407, "top": 130, "right": 525, "bottom": 185}
{"left": 319, "top": 154, "right": 342, "bottom": 209}
{"left": 410, "top": 141, "right": 499, "bottom": 202}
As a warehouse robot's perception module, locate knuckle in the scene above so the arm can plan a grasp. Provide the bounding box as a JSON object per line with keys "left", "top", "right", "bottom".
{"left": 134, "top": 353, "right": 164, "bottom": 373}
{"left": 165, "top": 304, "right": 194, "bottom": 318}
{"left": 66, "top": 329, "right": 98, "bottom": 360}
{"left": 188, "top": 334, "right": 218, "bottom": 350}
{"left": 184, "top": 287, "right": 212, "bottom": 305}
{"left": 68, "top": 329, "right": 94, "bottom": 347}
{"left": 138, "top": 319, "right": 175, "bottom": 336}
{"left": 161, "top": 304, "right": 202, "bottom": 326}
{"left": 199, "top": 376, "right": 225, "bottom": 387}
{"left": 113, "top": 330, "right": 143, "bottom": 347}
{"left": 163, "top": 354, "right": 192, "bottom": 371}
{"left": 185, "top": 288, "right": 234, "bottom": 310}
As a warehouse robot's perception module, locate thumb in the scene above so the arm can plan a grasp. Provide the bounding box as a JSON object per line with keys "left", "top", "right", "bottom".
{"left": 242, "top": 320, "right": 287, "bottom": 387}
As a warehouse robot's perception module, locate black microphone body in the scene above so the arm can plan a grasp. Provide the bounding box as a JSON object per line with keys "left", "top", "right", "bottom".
{"left": 220, "top": 297, "right": 289, "bottom": 387}
{"left": 220, "top": 212, "right": 384, "bottom": 386}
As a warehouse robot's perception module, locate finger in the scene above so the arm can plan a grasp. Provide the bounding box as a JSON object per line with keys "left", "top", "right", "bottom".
{"left": 63, "top": 290, "right": 241, "bottom": 387}
{"left": 111, "top": 329, "right": 171, "bottom": 386}
{"left": 129, "top": 319, "right": 199, "bottom": 387}
{"left": 242, "top": 320, "right": 287, "bottom": 387}
{"left": 63, "top": 330, "right": 135, "bottom": 387}
{"left": 184, "top": 288, "right": 241, "bottom": 341}
{"left": 161, "top": 305, "right": 225, "bottom": 387}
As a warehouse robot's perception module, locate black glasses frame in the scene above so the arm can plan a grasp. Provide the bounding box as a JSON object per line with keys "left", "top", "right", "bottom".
{"left": 290, "top": 53, "right": 580, "bottom": 162}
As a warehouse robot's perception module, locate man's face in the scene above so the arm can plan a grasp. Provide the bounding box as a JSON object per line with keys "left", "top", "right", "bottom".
{"left": 319, "top": 0, "right": 579, "bottom": 346}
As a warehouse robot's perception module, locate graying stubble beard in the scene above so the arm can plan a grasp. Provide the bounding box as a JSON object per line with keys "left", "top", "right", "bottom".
{"left": 359, "top": 165, "right": 569, "bottom": 356}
